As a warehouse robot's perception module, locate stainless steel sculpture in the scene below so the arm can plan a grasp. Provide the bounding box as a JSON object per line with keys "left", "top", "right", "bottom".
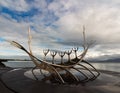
{"left": 9, "top": 27, "right": 100, "bottom": 84}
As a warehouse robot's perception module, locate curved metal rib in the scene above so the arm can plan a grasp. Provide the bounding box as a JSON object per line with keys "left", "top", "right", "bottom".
{"left": 69, "top": 60, "right": 96, "bottom": 80}
{"left": 31, "top": 66, "right": 38, "bottom": 80}
{"left": 61, "top": 68, "right": 79, "bottom": 83}
{"left": 72, "top": 67, "right": 89, "bottom": 82}
{"left": 40, "top": 69, "right": 47, "bottom": 78}
{"left": 82, "top": 60, "right": 100, "bottom": 78}
{"left": 77, "top": 63, "right": 96, "bottom": 80}
{"left": 47, "top": 65, "right": 65, "bottom": 84}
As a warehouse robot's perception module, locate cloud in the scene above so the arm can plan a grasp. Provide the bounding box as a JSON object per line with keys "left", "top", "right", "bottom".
{"left": 86, "top": 44, "right": 120, "bottom": 61}
{"left": 52, "top": 2, "right": 120, "bottom": 44}
{"left": 0, "top": 15, "right": 29, "bottom": 41}
{"left": 0, "top": 0, "right": 120, "bottom": 60}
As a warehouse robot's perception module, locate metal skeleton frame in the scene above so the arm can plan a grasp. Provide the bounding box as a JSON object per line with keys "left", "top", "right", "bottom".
{"left": 8, "top": 26, "right": 100, "bottom": 84}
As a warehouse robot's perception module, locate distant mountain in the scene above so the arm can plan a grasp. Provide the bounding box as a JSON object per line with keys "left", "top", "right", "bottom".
{"left": 87, "top": 54, "right": 120, "bottom": 62}
{"left": 0, "top": 55, "right": 30, "bottom": 60}
{"left": 88, "top": 59, "right": 120, "bottom": 62}
{"left": 99, "top": 58, "right": 120, "bottom": 62}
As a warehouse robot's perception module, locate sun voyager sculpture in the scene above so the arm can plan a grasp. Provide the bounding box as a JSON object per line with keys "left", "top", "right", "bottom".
{"left": 9, "top": 26, "right": 100, "bottom": 85}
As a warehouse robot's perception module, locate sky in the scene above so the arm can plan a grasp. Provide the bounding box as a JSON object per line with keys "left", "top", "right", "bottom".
{"left": 0, "top": 0, "right": 120, "bottom": 61}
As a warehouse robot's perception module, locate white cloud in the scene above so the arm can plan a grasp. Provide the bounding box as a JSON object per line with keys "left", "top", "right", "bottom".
{"left": 0, "top": 15, "right": 29, "bottom": 41}
{"left": 54, "top": 3, "right": 120, "bottom": 44}
{"left": 0, "top": 0, "right": 120, "bottom": 61}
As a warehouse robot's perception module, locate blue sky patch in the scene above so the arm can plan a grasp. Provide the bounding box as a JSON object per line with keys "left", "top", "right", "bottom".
{"left": 0, "top": 6, "right": 40, "bottom": 22}
{"left": 42, "top": 11, "right": 59, "bottom": 26}
{"left": 0, "top": 5, "right": 58, "bottom": 25}
{"left": 0, "top": 38, "right": 5, "bottom": 42}
{"left": 46, "top": 0, "right": 54, "bottom": 4}
{"left": 25, "top": 0, "right": 34, "bottom": 4}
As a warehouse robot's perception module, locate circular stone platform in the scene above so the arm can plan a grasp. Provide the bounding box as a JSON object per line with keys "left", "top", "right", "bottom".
{"left": 24, "top": 69, "right": 94, "bottom": 83}
{"left": 1, "top": 68, "right": 120, "bottom": 93}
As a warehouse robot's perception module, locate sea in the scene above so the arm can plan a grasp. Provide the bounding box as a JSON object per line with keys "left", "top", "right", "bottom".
{"left": 3, "top": 61, "right": 120, "bottom": 73}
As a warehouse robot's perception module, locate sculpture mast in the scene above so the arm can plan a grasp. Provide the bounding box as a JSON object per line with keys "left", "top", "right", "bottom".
{"left": 28, "top": 26, "right": 32, "bottom": 54}
{"left": 83, "top": 25, "right": 86, "bottom": 50}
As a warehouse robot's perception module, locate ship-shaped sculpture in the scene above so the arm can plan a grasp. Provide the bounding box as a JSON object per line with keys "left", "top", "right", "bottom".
{"left": 9, "top": 27, "right": 100, "bottom": 84}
